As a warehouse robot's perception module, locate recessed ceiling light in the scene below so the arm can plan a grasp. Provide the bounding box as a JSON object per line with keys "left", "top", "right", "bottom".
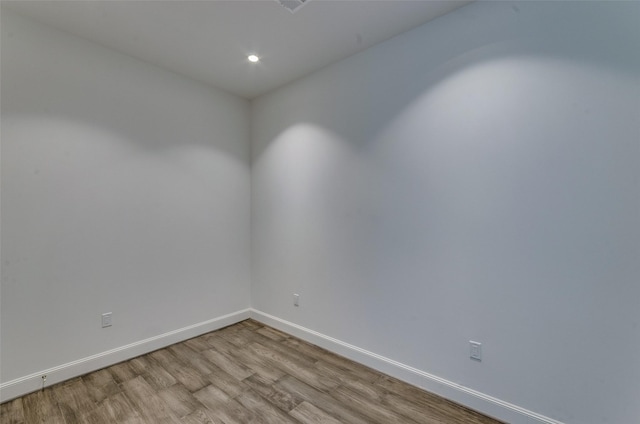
{"left": 248, "top": 54, "right": 260, "bottom": 63}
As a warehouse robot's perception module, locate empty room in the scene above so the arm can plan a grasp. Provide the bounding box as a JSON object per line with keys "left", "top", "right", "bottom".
{"left": 1, "top": 1, "right": 638, "bottom": 423}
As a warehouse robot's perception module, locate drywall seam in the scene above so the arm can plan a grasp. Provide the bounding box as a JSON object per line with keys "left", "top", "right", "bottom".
{"left": 251, "top": 309, "right": 565, "bottom": 424}
{"left": 0, "top": 308, "right": 251, "bottom": 403}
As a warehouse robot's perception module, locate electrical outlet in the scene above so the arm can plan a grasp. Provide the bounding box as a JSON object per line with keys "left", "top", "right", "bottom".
{"left": 470, "top": 341, "right": 482, "bottom": 361}
{"left": 101, "top": 312, "right": 112, "bottom": 328}
{"left": 293, "top": 293, "right": 300, "bottom": 307}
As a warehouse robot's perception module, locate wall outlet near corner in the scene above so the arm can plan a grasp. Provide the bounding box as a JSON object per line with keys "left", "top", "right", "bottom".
{"left": 293, "top": 293, "right": 300, "bottom": 307}
{"left": 470, "top": 341, "right": 482, "bottom": 361}
{"left": 101, "top": 312, "right": 112, "bottom": 328}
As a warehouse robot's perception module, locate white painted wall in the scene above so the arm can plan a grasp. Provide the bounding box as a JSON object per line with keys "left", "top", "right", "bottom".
{"left": 251, "top": 2, "right": 640, "bottom": 424}
{"left": 1, "top": 10, "right": 250, "bottom": 385}
{"left": 2, "top": 2, "right": 639, "bottom": 422}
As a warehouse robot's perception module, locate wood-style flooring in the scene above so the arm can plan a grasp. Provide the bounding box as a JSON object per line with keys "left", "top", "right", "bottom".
{"left": 1, "top": 320, "right": 503, "bottom": 424}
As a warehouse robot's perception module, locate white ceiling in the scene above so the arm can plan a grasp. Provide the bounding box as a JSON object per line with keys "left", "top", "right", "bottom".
{"left": 2, "top": 0, "right": 472, "bottom": 99}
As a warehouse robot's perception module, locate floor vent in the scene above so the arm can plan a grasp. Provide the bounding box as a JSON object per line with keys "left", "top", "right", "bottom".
{"left": 276, "top": 0, "right": 310, "bottom": 14}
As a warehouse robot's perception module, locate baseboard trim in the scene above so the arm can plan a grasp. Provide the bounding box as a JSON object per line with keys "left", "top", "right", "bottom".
{"left": 0, "top": 308, "right": 251, "bottom": 403}
{"left": 250, "top": 309, "right": 564, "bottom": 424}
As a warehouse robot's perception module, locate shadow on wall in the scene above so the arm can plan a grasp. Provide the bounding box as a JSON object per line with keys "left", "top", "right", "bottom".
{"left": 1, "top": 8, "right": 249, "bottom": 162}
{"left": 249, "top": 2, "right": 640, "bottom": 423}
{"left": 252, "top": 1, "right": 639, "bottom": 161}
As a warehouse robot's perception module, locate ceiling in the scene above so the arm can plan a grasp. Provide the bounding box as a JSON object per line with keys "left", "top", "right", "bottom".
{"left": 2, "top": 0, "right": 472, "bottom": 99}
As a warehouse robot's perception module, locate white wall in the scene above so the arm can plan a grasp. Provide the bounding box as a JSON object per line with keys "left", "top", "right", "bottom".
{"left": 251, "top": 2, "right": 640, "bottom": 424}
{"left": 1, "top": 9, "right": 251, "bottom": 388}
{"left": 2, "top": 2, "right": 639, "bottom": 422}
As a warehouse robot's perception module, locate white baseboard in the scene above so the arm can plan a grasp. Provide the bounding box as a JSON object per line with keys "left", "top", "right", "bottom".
{"left": 1, "top": 307, "right": 563, "bottom": 424}
{"left": 0, "top": 308, "right": 251, "bottom": 403}
{"left": 250, "top": 309, "right": 564, "bottom": 424}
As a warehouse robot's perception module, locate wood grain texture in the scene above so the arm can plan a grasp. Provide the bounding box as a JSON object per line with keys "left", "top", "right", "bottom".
{"left": 1, "top": 320, "right": 504, "bottom": 424}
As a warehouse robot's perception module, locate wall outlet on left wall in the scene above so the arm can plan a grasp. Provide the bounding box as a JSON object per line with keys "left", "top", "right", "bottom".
{"left": 101, "top": 312, "right": 113, "bottom": 328}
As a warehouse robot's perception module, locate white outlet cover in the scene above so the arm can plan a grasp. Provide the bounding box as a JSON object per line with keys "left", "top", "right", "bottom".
{"left": 293, "top": 293, "right": 300, "bottom": 307}
{"left": 470, "top": 341, "right": 482, "bottom": 361}
{"left": 102, "top": 312, "right": 112, "bottom": 328}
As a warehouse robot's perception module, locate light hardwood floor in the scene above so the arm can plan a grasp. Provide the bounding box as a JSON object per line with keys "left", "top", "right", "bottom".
{"left": 1, "top": 320, "right": 504, "bottom": 423}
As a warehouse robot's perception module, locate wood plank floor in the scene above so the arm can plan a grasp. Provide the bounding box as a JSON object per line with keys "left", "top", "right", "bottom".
{"left": 1, "top": 320, "right": 504, "bottom": 424}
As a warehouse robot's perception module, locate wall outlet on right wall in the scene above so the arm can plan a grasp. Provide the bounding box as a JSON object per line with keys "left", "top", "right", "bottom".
{"left": 470, "top": 341, "right": 482, "bottom": 361}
